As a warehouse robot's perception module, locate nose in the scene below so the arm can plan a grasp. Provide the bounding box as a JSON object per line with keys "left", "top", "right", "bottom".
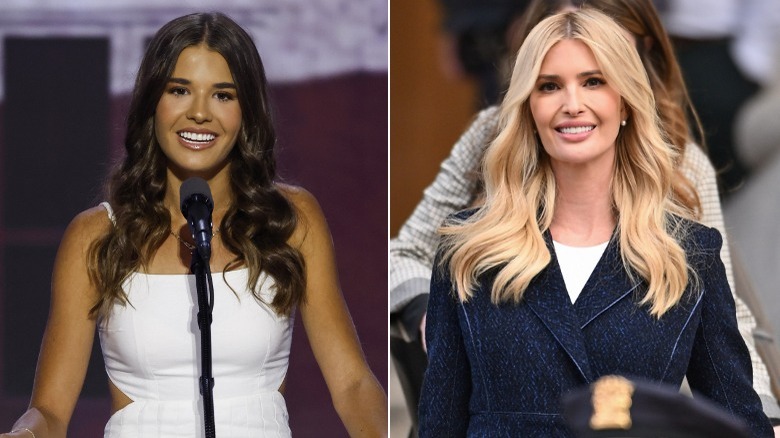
{"left": 562, "top": 86, "right": 584, "bottom": 116}
{"left": 187, "top": 94, "right": 212, "bottom": 123}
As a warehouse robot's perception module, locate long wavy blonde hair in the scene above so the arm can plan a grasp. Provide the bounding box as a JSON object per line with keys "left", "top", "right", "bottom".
{"left": 510, "top": 0, "right": 706, "bottom": 216}
{"left": 440, "top": 9, "right": 695, "bottom": 318}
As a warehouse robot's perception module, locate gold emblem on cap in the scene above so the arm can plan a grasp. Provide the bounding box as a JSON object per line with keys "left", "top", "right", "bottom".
{"left": 589, "top": 375, "right": 634, "bottom": 430}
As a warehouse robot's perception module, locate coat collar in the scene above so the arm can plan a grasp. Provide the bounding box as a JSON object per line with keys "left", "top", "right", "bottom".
{"left": 567, "top": 231, "right": 643, "bottom": 329}
{"left": 523, "top": 230, "right": 642, "bottom": 382}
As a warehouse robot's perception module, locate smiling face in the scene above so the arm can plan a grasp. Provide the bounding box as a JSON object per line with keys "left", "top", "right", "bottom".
{"left": 529, "top": 38, "right": 625, "bottom": 174}
{"left": 154, "top": 44, "right": 242, "bottom": 180}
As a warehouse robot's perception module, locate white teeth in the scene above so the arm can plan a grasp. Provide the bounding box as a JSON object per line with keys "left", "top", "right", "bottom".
{"left": 179, "top": 131, "right": 216, "bottom": 142}
{"left": 559, "top": 126, "right": 594, "bottom": 134}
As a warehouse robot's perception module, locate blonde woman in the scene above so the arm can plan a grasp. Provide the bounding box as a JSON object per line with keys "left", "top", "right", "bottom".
{"left": 418, "top": 9, "right": 772, "bottom": 437}
{"left": 390, "top": 0, "right": 778, "bottom": 426}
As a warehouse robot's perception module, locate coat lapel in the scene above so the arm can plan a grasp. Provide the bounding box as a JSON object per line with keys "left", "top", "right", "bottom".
{"left": 572, "top": 234, "right": 643, "bottom": 329}
{"left": 524, "top": 231, "right": 595, "bottom": 382}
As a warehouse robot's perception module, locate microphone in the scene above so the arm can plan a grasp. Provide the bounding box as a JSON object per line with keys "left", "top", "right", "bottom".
{"left": 180, "top": 177, "right": 214, "bottom": 260}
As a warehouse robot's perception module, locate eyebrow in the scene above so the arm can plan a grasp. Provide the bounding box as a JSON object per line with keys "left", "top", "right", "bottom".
{"left": 168, "top": 77, "right": 237, "bottom": 89}
{"left": 537, "top": 70, "right": 604, "bottom": 81}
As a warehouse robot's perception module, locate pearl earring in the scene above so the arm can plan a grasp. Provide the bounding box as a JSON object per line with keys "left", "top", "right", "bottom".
{"left": 620, "top": 120, "right": 627, "bottom": 126}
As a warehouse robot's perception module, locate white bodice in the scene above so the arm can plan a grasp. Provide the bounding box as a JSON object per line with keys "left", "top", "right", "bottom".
{"left": 99, "top": 269, "right": 293, "bottom": 437}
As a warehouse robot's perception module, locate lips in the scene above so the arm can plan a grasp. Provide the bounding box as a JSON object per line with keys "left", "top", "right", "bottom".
{"left": 556, "top": 125, "right": 594, "bottom": 134}
{"left": 554, "top": 123, "right": 596, "bottom": 141}
{"left": 177, "top": 129, "right": 218, "bottom": 149}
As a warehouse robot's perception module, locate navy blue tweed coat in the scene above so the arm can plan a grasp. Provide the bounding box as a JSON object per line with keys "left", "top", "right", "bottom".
{"left": 419, "top": 215, "right": 772, "bottom": 437}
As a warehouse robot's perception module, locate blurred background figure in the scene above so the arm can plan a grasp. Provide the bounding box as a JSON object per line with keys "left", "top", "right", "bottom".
{"left": 392, "top": 5, "right": 532, "bottom": 434}
{"left": 656, "top": 0, "right": 780, "bottom": 419}
{"left": 654, "top": 0, "right": 780, "bottom": 196}
{"left": 434, "top": 0, "right": 530, "bottom": 108}
{"left": 724, "top": 66, "right": 780, "bottom": 379}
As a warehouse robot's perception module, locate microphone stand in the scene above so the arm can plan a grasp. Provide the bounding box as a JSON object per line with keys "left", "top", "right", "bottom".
{"left": 191, "top": 249, "right": 216, "bottom": 438}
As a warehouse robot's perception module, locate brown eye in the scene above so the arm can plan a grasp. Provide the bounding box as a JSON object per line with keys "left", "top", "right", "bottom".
{"left": 584, "top": 77, "right": 605, "bottom": 87}
{"left": 170, "top": 87, "right": 188, "bottom": 96}
{"left": 215, "top": 92, "right": 235, "bottom": 102}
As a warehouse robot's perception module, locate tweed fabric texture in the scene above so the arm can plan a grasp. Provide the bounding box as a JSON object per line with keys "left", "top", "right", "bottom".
{"left": 389, "top": 106, "right": 775, "bottom": 410}
{"left": 419, "top": 215, "right": 772, "bottom": 437}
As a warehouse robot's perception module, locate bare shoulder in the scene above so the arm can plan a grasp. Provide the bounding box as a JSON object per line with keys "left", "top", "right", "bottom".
{"left": 59, "top": 205, "right": 113, "bottom": 253}
{"left": 68, "top": 205, "right": 112, "bottom": 237}
{"left": 277, "top": 183, "right": 321, "bottom": 214}
{"left": 275, "top": 183, "right": 329, "bottom": 248}
{"left": 49, "top": 205, "right": 113, "bottom": 306}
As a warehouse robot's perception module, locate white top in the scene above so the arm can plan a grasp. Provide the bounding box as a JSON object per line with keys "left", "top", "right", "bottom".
{"left": 553, "top": 240, "right": 609, "bottom": 304}
{"left": 97, "top": 203, "right": 293, "bottom": 437}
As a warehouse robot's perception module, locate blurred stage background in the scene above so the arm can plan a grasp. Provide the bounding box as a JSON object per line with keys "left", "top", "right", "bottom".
{"left": 0, "top": 1, "right": 387, "bottom": 436}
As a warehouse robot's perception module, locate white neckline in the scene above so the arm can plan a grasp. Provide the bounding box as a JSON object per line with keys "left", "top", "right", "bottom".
{"left": 131, "top": 267, "right": 250, "bottom": 278}
{"left": 552, "top": 240, "right": 610, "bottom": 250}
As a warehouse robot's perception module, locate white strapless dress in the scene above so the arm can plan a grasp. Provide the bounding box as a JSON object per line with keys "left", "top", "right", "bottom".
{"left": 99, "top": 269, "right": 293, "bottom": 438}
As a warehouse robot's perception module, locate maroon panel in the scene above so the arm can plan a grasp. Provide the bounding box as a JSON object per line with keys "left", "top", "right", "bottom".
{"left": 274, "top": 72, "right": 388, "bottom": 435}
{"left": 0, "top": 72, "right": 388, "bottom": 436}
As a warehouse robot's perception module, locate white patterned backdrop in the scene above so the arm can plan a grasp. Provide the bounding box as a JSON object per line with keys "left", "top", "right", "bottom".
{"left": 0, "top": 0, "right": 388, "bottom": 99}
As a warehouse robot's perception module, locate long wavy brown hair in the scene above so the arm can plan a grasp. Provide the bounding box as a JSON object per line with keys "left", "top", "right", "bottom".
{"left": 508, "top": 0, "right": 705, "bottom": 217}
{"left": 88, "top": 12, "right": 304, "bottom": 318}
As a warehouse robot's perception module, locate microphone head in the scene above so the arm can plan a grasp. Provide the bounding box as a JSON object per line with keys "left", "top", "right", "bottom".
{"left": 180, "top": 177, "right": 214, "bottom": 217}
